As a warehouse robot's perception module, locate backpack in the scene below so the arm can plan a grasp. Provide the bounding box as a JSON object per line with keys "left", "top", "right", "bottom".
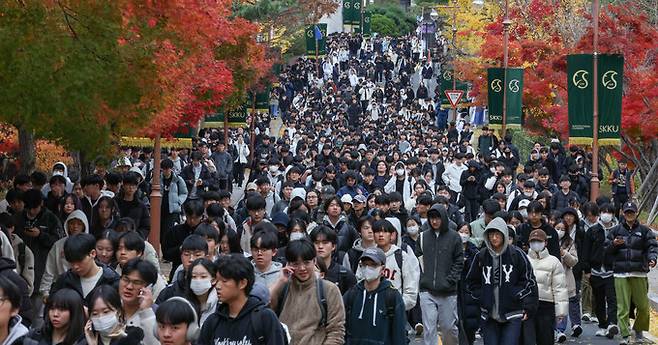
{"left": 393, "top": 242, "right": 408, "bottom": 287}
{"left": 275, "top": 278, "right": 328, "bottom": 328}
{"left": 250, "top": 305, "right": 289, "bottom": 345}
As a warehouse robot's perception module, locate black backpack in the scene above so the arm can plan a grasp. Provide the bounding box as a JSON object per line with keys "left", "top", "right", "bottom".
{"left": 275, "top": 278, "right": 328, "bottom": 328}
{"left": 249, "top": 305, "right": 289, "bottom": 345}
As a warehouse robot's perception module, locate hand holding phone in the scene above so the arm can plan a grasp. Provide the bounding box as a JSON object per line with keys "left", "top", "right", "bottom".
{"left": 138, "top": 284, "right": 154, "bottom": 311}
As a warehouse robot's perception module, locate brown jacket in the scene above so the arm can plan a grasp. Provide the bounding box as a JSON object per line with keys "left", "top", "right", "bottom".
{"left": 278, "top": 274, "right": 345, "bottom": 345}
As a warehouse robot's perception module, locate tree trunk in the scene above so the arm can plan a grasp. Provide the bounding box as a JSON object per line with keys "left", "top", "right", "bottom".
{"left": 78, "top": 151, "right": 96, "bottom": 178}
{"left": 17, "top": 125, "right": 35, "bottom": 175}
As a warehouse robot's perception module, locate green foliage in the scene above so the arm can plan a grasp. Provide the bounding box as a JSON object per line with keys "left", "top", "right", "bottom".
{"left": 368, "top": 4, "right": 417, "bottom": 36}
{"left": 371, "top": 14, "right": 399, "bottom": 36}
{"left": 0, "top": 2, "right": 154, "bottom": 157}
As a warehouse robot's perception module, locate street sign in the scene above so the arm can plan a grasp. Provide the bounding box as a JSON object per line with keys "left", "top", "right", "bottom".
{"left": 444, "top": 90, "right": 464, "bottom": 108}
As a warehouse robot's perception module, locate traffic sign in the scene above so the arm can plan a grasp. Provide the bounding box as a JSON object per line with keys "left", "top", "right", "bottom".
{"left": 445, "top": 90, "right": 464, "bottom": 108}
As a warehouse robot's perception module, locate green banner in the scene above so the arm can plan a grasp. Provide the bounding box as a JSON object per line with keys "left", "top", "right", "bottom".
{"left": 204, "top": 105, "right": 248, "bottom": 128}
{"left": 487, "top": 67, "right": 524, "bottom": 128}
{"left": 598, "top": 54, "right": 623, "bottom": 146}
{"left": 305, "top": 24, "right": 327, "bottom": 57}
{"left": 505, "top": 68, "right": 524, "bottom": 128}
{"left": 351, "top": 0, "right": 362, "bottom": 25}
{"left": 343, "top": 0, "right": 356, "bottom": 25}
{"left": 567, "top": 54, "right": 595, "bottom": 145}
{"left": 439, "top": 68, "right": 467, "bottom": 105}
{"left": 250, "top": 87, "right": 270, "bottom": 112}
{"left": 487, "top": 68, "right": 504, "bottom": 128}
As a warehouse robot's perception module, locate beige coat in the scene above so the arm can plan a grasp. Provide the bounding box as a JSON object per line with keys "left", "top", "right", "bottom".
{"left": 559, "top": 239, "right": 579, "bottom": 298}
{"left": 276, "top": 274, "right": 345, "bottom": 345}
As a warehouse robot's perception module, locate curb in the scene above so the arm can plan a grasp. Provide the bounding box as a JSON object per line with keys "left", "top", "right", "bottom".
{"left": 651, "top": 294, "right": 658, "bottom": 312}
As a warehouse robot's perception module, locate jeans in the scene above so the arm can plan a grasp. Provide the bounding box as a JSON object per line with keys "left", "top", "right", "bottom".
{"left": 556, "top": 295, "right": 582, "bottom": 332}
{"left": 464, "top": 198, "right": 479, "bottom": 222}
{"left": 420, "top": 291, "right": 459, "bottom": 345}
{"left": 590, "top": 275, "right": 617, "bottom": 328}
{"left": 481, "top": 318, "right": 522, "bottom": 345}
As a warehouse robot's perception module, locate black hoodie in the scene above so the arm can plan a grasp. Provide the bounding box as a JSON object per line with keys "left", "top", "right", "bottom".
{"left": 198, "top": 296, "right": 286, "bottom": 345}
{"left": 0, "top": 258, "right": 33, "bottom": 326}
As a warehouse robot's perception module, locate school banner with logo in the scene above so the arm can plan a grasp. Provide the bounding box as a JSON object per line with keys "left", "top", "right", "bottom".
{"left": 567, "top": 54, "right": 594, "bottom": 145}
{"left": 439, "top": 68, "right": 468, "bottom": 106}
{"left": 505, "top": 67, "right": 524, "bottom": 128}
{"left": 598, "top": 54, "right": 623, "bottom": 146}
{"left": 342, "top": 0, "right": 355, "bottom": 25}
{"left": 351, "top": 0, "right": 362, "bottom": 25}
{"left": 204, "top": 105, "right": 248, "bottom": 128}
{"left": 487, "top": 68, "right": 504, "bottom": 128}
{"left": 305, "top": 24, "right": 327, "bottom": 57}
{"left": 567, "top": 54, "right": 623, "bottom": 146}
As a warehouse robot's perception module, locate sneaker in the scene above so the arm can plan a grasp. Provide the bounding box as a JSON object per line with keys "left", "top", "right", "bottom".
{"left": 596, "top": 328, "right": 608, "bottom": 337}
{"left": 607, "top": 324, "right": 619, "bottom": 339}
{"left": 414, "top": 323, "right": 424, "bottom": 337}
{"left": 572, "top": 325, "right": 583, "bottom": 338}
{"left": 620, "top": 337, "right": 629, "bottom": 345}
{"left": 557, "top": 332, "right": 567, "bottom": 343}
{"left": 581, "top": 313, "right": 591, "bottom": 322}
{"left": 590, "top": 316, "right": 599, "bottom": 324}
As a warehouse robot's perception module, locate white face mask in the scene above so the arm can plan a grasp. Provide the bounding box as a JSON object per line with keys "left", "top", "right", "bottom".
{"left": 459, "top": 233, "right": 470, "bottom": 244}
{"left": 190, "top": 278, "right": 213, "bottom": 296}
{"left": 396, "top": 168, "right": 405, "bottom": 176}
{"left": 523, "top": 191, "right": 534, "bottom": 197}
{"left": 361, "top": 266, "right": 382, "bottom": 282}
{"left": 289, "top": 232, "right": 305, "bottom": 241}
{"left": 519, "top": 209, "right": 528, "bottom": 219}
{"left": 556, "top": 230, "right": 565, "bottom": 239}
{"left": 269, "top": 165, "right": 279, "bottom": 173}
{"left": 600, "top": 213, "right": 613, "bottom": 223}
{"left": 407, "top": 226, "right": 419, "bottom": 236}
{"left": 91, "top": 313, "right": 119, "bottom": 335}
{"left": 529, "top": 241, "right": 545, "bottom": 253}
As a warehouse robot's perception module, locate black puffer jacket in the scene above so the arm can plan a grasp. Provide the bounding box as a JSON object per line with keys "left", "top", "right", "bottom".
{"left": 459, "top": 242, "right": 480, "bottom": 335}
{"left": 322, "top": 216, "right": 359, "bottom": 253}
{"left": 581, "top": 220, "right": 617, "bottom": 274}
{"left": 605, "top": 221, "right": 658, "bottom": 274}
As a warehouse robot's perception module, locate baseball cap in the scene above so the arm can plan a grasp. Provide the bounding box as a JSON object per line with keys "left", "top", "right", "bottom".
{"left": 340, "top": 194, "right": 353, "bottom": 205}
{"left": 528, "top": 229, "right": 547, "bottom": 242}
{"left": 360, "top": 247, "right": 386, "bottom": 265}
{"left": 246, "top": 182, "right": 258, "bottom": 192}
{"left": 353, "top": 194, "right": 367, "bottom": 204}
{"left": 270, "top": 212, "right": 290, "bottom": 227}
{"left": 518, "top": 199, "right": 531, "bottom": 209}
{"left": 622, "top": 201, "right": 638, "bottom": 213}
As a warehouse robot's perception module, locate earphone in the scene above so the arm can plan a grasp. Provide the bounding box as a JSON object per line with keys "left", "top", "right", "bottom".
{"left": 153, "top": 297, "right": 200, "bottom": 342}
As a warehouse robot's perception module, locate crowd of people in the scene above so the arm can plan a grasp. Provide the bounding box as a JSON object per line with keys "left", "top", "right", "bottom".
{"left": 0, "top": 32, "right": 656, "bottom": 345}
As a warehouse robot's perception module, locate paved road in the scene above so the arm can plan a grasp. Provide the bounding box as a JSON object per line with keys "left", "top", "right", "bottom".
{"left": 408, "top": 321, "right": 634, "bottom": 345}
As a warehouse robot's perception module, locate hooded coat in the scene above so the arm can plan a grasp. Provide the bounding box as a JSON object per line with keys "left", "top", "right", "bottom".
{"left": 197, "top": 296, "right": 286, "bottom": 345}
{"left": 0, "top": 258, "right": 33, "bottom": 326}
{"left": 466, "top": 217, "right": 537, "bottom": 322}
{"left": 416, "top": 204, "right": 463, "bottom": 296}
{"left": 39, "top": 210, "right": 89, "bottom": 297}
{"left": 2, "top": 316, "right": 29, "bottom": 345}
{"left": 527, "top": 247, "right": 569, "bottom": 318}
{"left": 343, "top": 279, "right": 407, "bottom": 345}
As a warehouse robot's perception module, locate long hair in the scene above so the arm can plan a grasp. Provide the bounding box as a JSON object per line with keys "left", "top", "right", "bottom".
{"left": 184, "top": 258, "right": 217, "bottom": 315}
{"left": 44, "top": 289, "right": 86, "bottom": 345}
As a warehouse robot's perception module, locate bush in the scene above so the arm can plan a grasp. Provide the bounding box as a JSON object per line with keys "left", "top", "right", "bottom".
{"left": 369, "top": 4, "right": 416, "bottom": 36}
{"left": 372, "top": 14, "right": 399, "bottom": 36}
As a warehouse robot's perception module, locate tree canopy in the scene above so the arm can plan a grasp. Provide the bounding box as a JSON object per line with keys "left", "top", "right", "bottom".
{"left": 0, "top": 0, "right": 271, "bottom": 159}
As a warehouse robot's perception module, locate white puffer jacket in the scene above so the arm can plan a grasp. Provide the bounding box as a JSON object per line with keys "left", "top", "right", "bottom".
{"left": 527, "top": 248, "right": 569, "bottom": 318}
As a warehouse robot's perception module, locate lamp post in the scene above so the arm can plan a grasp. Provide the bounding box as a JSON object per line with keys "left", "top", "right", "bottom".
{"left": 590, "top": 0, "right": 601, "bottom": 201}
{"left": 148, "top": 134, "right": 162, "bottom": 255}
{"left": 501, "top": 0, "right": 511, "bottom": 138}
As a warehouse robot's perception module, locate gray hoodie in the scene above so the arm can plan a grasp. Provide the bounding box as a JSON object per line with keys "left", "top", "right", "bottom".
{"left": 254, "top": 260, "right": 283, "bottom": 288}
{"left": 482, "top": 217, "right": 509, "bottom": 321}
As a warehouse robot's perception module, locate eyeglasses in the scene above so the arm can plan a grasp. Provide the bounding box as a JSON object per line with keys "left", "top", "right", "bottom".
{"left": 251, "top": 247, "right": 272, "bottom": 254}
{"left": 289, "top": 260, "right": 313, "bottom": 269}
{"left": 120, "top": 276, "right": 146, "bottom": 287}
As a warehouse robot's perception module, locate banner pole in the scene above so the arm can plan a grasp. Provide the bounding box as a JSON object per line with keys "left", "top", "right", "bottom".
{"left": 501, "top": 0, "right": 510, "bottom": 137}
{"left": 315, "top": 38, "right": 319, "bottom": 77}
{"left": 591, "top": 0, "right": 600, "bottom": 201}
